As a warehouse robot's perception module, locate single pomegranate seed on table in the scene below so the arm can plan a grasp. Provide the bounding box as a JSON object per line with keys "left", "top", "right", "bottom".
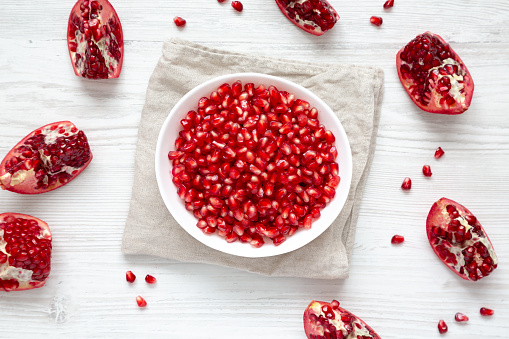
{"left": 422, "top": 165, "right": 432, "bottom": 177}
{"left": 231, "top": 1, "right": 243, "bottom": 12}
{"left": 480, "top": 307, "right": 494, "bottom": 316}
{"left": 437, "top": 320, "right": 448, "bottom": 334}
{"left": 136, "top": 296, "right": 147, "bottom": 307}
{"left": 126, "top": 271, "right": 136, "bottom": 283}
{"left": 370, "top": 16, "right": 383, "bottom": 26}
{"left": 145, "top": 275, "right": 157, "bottom": 284}
{"left": 383, "top": 0, "right": 394, "bottom": 9}
{"left": 455, "top": 312, "right": 469, "bottom": 322}
{"left": 391, "top": 235, "right": 404, "bottom": 244}
{"left": 173, "top": 16, "right": 186, "bottom": 27}
{"left": 401, "top": 177, "right": 412, "bottom": 190}
{"left": 435, "top": 147, "right": 445, "bottom": 159}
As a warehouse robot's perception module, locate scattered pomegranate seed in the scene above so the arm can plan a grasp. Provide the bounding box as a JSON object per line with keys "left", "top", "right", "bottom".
{"left": 434, "top": 147, "right": 445, "bottom": 159}
{"left": 136, "top": 296, "right": 147, "bottom": 307}
{"left": 126, "top": 271, "right": 136, "bottom": 283}
{"left": 437, "top": 319, "right": 448, "bottom": 334}
{"left": 145, "top": 274, "right": 157, "bottom": 284}
{"left": 391, "top": 235, "right": 404, "bottom": 244}
{"left": 173, "top": 16, "right": 186, "bottom": 27}
{"left": 231, "top": 1, "right": 243, "bottom": 12}
{"left": 401, "top": 177, "right": 412, "bottom": 190}
{"left": 480, "top": 307, "right": 494, "bottom": 316}
{"left": 383, "top": 0, "right": 394, "bottom": 9}
{"left": 455, "top": 312, "right": 469, "bottom": 322}
{"left": 370, "top": 16, "right": 383, "bottom": 26}
{"left": 422, "top": 165, "right": 432, "bottom": 177}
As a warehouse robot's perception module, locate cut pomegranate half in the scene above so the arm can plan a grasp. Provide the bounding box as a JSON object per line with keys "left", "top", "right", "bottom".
{"left": 303, "top": 300, "right": 380, "bottom": 338}
{"left": 0, "top": 121, "right": 92, "bottom": 194}
{"left": 67, "top": 0, "right": 124, "bottom": 79}
{"left": 0, "top": 213, "right": 52, "bottom": 292}
{"left": 396, "top": 32, "right": 474, "bottom": 114}
{"left": 426, "top": 198, "right": 498, "bottom": 281}
{"left": 275, "top": 0, "right": 340, "bottom": 36}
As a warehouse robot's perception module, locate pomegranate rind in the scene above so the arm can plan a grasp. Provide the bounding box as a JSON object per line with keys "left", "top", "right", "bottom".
{"left": 0, "top": 121, "right": 93, "bottom": 194}
{"left": 396, "top": 32, "right": 474, "bottom": 114}
{"left": 275, "top": 0, "right": 340, "bottom": 36}
{"left": 67, "top": 0, "right": 124, "bottom": 79}
{"left": 303, "top": 300, "right": 380, "bottom": 338}
{"left": 0, "top": 213, "right": 52, "bottom": 292}
{"left": 426, "top": 197, "right": 498, "bottom": 281}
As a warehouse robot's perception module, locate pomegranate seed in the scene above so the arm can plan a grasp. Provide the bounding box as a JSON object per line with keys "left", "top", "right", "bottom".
{"left": 383, "top": 0, "right": 394, "bottom": 9}
{"left": 173, "top": 16, "right": 186, "bottom": 27}
{"left": 480, "top": 307, "right": 494, "bottom": 316}
{"left": 126, "top": 271, "right": 136, "bottom": 283}
{"left": 231, "top": 1, "right": 243, "bottom": 12}
{"left": 145, "top": 274, "right": 157, "bottom": 284}
{"left": 391, "top": 235, "right": 404, "bottom": 244}
{"left": 330, "top": 300, "right": 340, "bottom": 310}
{"left": 401, "top": 177, "right": 412, "bottom": 190}
{"left": 136, "top": 296, "right": 147, "bottom": 307}
{"left": 455, "top": 312, "right": 469, "bottom": 322}
{"left": 370, "top": 16, "right": 383, "bottom": 26}
{"left": 321, "top": 305, "right": 335, "bottom": 319}
{"left": 422, "top": 165, "right": 432, "bottom": 177}
{"left": 437, "top": 320, "right": 448, "bottom": 334}
{"left": 217, "top": 0, "right": 227, "bottom": 2}
{"left": 435, "top": 147, "right": 445, "bottom": 159}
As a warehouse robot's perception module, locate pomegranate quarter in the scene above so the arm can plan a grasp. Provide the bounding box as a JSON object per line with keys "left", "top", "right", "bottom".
{"left": 397, "top": 32, "right": 474, "bottom": 114}
{"left": 0, "top": 121, "right": 92, "bottom": 194}
{"left": 67, "top": 0, "right": 124, "bottom": 79}
{"left": 426, "top": 198, "right": 497, "bottom": 281}
{"left": 168, "top": 80, "right": 341, "bottom": 248}
{"left": 275, "top": 0, "right": 340, "bottom": 36}
{"left": 0, "top": 213, "right": 52, "bottom": 292}
{"left": 303, "top": 300, "right": 380, "bottom": 338}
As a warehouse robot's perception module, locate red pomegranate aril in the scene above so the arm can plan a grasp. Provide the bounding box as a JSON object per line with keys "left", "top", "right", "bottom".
{"left": 438, "top": 320, "right": 448, "bottom": 334}
{"left": 383, "top": 0, "right": 394, "bottom": 9}
{"left": 435, "top": 147, "right": 445, "bottom": 159}
{"left": 401, "top": 177, "right": 412, "bottom": 190}
{"left": 126, "top": 271, "right": 136, "bottom": 283}
{"left": 370, "top": 16, "right": 383, "bottom": 26}
{"left": 391, "top": 235, "right": 404, "bottom": 244}
{"left": 136, "top": 296, "right": 147, "bottom": 307}
{"left": 231, "top": 1, "right": 243, "bottom": 12}
{"left": 423, "top": 165, "right": 432, "bottom": 177}
{"left": 145, "top": 274, "right": 157, "bottom": 284}
{"left": 480, "top": 307, "right": 494, "bottom": 316}
{"left": 173, "top": 16, "right": 186, "bottom": 27}
{"left": 455, "top": 312, "right": 469, "bottom": 322}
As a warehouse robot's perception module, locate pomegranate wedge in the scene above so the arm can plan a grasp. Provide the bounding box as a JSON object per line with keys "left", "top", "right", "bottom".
{"left": 0, "top": 213, "right": 52, "bottom": 292}
{"left": 275, "top": 0, "right": 339, "bottom": 36}
{"left": 396, "top": 32, "right": 474, "bottom": 114}
{"left": 426, "top": 198, "right": 498, "bottom": 281}
{"left": 304, "top": 300, "right": 380, "bottom": 338}
{"left": 0, "top": 121, "right": 92, "bottom": 194}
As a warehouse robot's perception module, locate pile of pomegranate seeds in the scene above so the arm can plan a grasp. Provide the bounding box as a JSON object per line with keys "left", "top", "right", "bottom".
{"left": 370, "top": 16, "right": 383, "bottom": 26}
{"left": 169, "top": 81, "right": 340, "bottom": 247}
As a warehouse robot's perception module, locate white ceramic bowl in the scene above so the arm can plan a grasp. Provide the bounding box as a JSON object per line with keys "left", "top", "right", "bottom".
{"left": 155, "top": 73, "right": 352, "bottom": 258}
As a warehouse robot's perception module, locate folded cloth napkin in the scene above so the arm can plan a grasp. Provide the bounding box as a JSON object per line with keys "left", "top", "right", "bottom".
{"left": 121, "top": 38, "right": 384, "bottom": 279}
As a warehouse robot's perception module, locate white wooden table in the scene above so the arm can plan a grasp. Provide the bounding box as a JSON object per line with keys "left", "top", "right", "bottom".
{"left": 1, "top": 1, "right": 508, "bottom": 338}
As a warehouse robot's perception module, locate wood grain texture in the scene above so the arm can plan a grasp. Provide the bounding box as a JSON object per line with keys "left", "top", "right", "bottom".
{"left": 1, "top": 0, "right": 508, "bottom": 338}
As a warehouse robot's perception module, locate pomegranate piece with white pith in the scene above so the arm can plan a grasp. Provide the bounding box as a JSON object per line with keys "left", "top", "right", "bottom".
{"left": 0, "top": 121, "right": 92, "bottom": 194}
{"left": 397, "top": 32, "right": 474, "bottom": 114}
{"left": 275, "top": 0, "right": 339, "bottom": 36}
{"left": 67, "top": 0, "right": 124, "bottom": 79}
{"left": 0, "top": 213, "right": 52, "bottom": 292}
{"left": 168, "top": 81, "right": 340, "bottom": 248}
{"left": 426, "top": 198, "right": 498, "bottom": 281}
{"left": 303, "top": 300, "right": 380, "bottom": 339}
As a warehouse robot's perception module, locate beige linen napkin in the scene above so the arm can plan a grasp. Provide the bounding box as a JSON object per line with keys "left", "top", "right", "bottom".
{"left": 122, "top": 38, "right": 384, "bottom": 279}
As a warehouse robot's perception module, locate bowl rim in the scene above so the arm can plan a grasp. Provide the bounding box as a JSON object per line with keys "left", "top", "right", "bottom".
{"left": 155, "top": 72, "right": 353, "bottom": 258}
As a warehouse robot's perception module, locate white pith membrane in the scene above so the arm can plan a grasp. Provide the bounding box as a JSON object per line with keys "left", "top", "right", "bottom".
{"left": 434, "top": 207, "right": 497, "bottom": 280}
{"left": 287, "top": 0, "right": 322, "bottom": 34}
{"left": 309, "top": 302, "right": 374, "bottom": 338}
